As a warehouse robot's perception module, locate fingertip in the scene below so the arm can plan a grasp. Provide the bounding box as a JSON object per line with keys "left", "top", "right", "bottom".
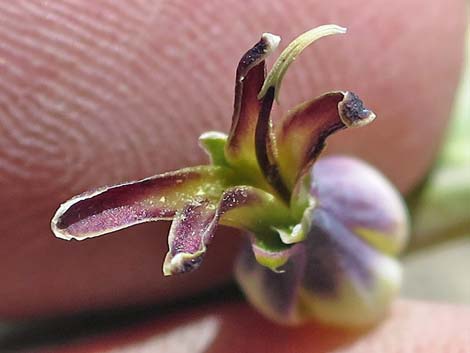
{"left": 44, "top": 300, "right": 470, "bottom": 353}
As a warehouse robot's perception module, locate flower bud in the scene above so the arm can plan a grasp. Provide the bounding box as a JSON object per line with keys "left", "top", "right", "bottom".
{"left": 235, "top": 156, "right": 408, "bottom": 326}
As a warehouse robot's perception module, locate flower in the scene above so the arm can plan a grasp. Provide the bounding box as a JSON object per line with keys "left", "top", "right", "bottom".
{"left": 51, "top": 25, "right": 409, "bottom": 326}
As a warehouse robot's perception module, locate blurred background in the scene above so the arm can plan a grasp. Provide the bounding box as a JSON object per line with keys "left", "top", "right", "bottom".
{"left": 401, "top": 30, "right": 470, "bottom": 303}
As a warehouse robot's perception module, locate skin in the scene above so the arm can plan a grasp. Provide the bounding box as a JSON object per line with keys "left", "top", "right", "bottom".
{"left": 0, "top": 0, "right": 466, "bottom": 338}
{"left": 43, "top": 300, "right": 470, "bottom": 352}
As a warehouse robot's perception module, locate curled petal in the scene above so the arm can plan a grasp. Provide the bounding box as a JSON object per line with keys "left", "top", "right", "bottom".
{"left": 311, "top": 156, "right": 409, "bottom": 255}
{"left": 163, "top": 200, "right": 218, "bottom": 275}
{"left": 164, "top": 185, "right": 292, "bottom": 275}
{"left": 225, "top": 33, "right": 280, "bottom": 169}
{"left": 299, "top": 208, "right": 402, "bottom": 326}
{"left": 51, "top": 166, "right": 227, "bottom": 241}
{"left": 277, "top": 91, "right": 376, "bottom": 190}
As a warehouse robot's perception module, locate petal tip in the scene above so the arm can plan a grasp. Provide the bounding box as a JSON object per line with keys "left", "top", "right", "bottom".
{"left": 50, "top": 202, "right": 78, "bottom": 241}
{"left": 163, "top": 252, "right": 204, "bottom": 276}
{"left": 49, "top": 195, "right": 118, "bottom": 242}
{"left": 261, "top": 33, "right": 281, "bottom": 53}
{"left": 339, "top": 91, "right": 377, "bottom": 127}
{"left": 335, "top": 25, "right": 348, "bottom": 34}
{"left": 51, "top": 223, "right": 73, "bottom": 241}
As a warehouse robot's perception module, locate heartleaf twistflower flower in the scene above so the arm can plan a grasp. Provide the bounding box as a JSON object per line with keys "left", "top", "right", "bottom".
{"left": 51, "top": 25, "right": 409, "bottom": 326}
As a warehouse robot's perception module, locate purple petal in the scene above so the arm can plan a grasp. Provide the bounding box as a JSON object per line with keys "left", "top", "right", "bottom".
{"left": 311, "top": 156, "right": 409, "bottom": 254}
{"left": 301, "top": 208, "right": 402, "bottom": 326}
{"left": 302, "top": 208, "right": 376, "bottom": 297}
{"left": 51, "top": 166, "right": 226, "bottom": 241}
{"left": 276, "top": 91, "right": 376, "bottom": 190}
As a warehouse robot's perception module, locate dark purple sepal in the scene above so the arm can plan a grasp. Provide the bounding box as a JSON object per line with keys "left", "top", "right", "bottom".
{"left": 51, "top": 166, "right": 226, "bottom": 241}
{"left": 225, "top": 33, "right": 280, "bottom": 168}
{"left": 276, "top": 91, "right": 376, "bottom": 191}
{"left": 254, "top": 86, "right": 291, "bottom": 202}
